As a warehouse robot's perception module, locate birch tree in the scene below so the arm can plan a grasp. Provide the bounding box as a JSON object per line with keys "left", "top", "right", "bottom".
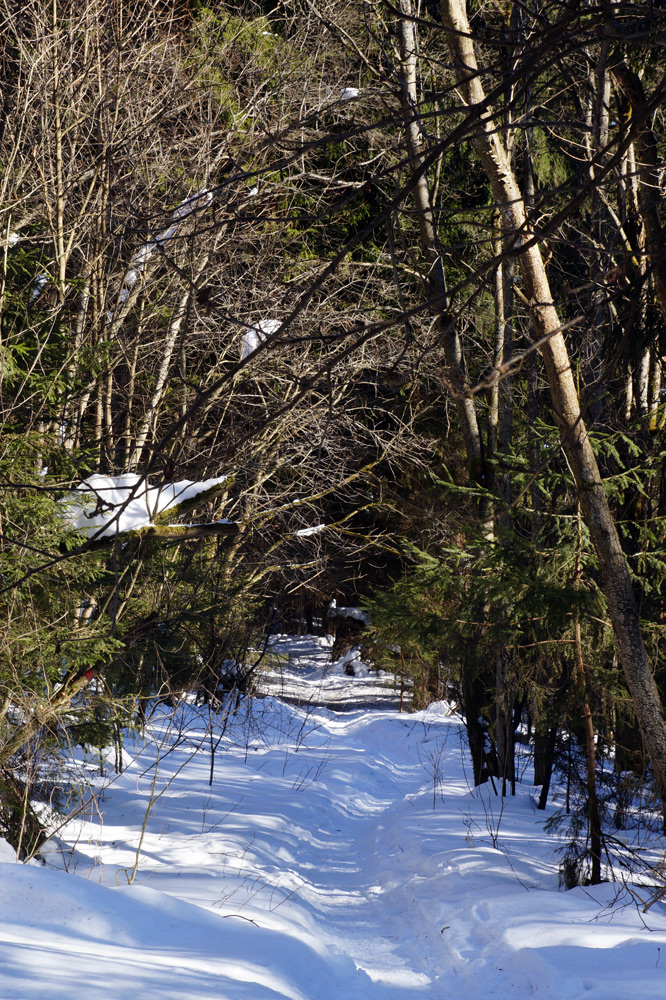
{"left": 438, "top": 0, "right": 666, "bottom": 818}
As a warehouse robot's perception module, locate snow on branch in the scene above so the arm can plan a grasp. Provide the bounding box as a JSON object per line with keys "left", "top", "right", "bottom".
{"left": 63, "top": 473, "right": 235, "bottom": 539}
{"left": 294, "top": 523, "right": 327, "bottom": 537}
{"left": 327, "top": 599, "right": 369, "bottom": 623}
{"left": 240, "top": 318, "right": 282, "bottom": 360}
{"left": 111, "top": 189, "right": 214, "bottom": 318}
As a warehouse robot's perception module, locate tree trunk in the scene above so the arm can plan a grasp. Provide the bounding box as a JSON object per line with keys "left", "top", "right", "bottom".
{"left": 574, "top": 507, "right": 602, "bottom": 884}
{"left": 612, "top": 62, "right": 666, "bottom": 325}
{"left": 535, "top": 725, "right": 557, "bottom": 809}
{"left": 576, "top": 628, "right": 603, "bottom": 885}
{"left": 397, "top": 0, "right": 485, "bottom": 487}
{"left": 440, "top": 0, "right": 666, "bottom": 821}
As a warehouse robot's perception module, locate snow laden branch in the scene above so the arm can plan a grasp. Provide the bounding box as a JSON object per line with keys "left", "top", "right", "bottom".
{"left": 240, "top": 318, "right": 282, "bottom": 360}
{"left": 63, "top": 474, "right": 238, "bottom": 545}
{"left": 108, "top": 188, "right": 214, "bottom": 324}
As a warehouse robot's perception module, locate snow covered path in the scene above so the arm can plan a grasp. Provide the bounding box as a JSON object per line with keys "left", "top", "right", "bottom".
{"left": 1, "top": 639, "right": 666, "bottom": 999}
{"left": 257, "top": 633, "right": 403, "bottom": 709}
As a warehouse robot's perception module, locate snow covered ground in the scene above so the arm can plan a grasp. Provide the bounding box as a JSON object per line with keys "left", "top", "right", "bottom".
{"left": 1, "top": 637, "right": 666, "bottom": 1000}
{"left": 257, "top": 634, "right": 402, "bottom": 709}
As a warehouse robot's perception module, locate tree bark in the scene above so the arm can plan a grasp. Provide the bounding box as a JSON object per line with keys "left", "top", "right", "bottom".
{"left": 576, "top": 620, "right": 603, "bottom": 884}
{"left": 397, "top": 0, "right": 485, "bottom": 487}
{"left": 611, "top": 61, "right": 666, "bottom": 325}
{"left": 440, "top": 0, "right": 666, "bottom": 819}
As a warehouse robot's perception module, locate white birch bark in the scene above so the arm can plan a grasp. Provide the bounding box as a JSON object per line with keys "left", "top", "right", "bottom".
{"left": 397, "top": 0, "right": 484, "bottom": 485}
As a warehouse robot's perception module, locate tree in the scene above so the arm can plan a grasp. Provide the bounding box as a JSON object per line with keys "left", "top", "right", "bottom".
{"left": 3, "top": 0, "right": 666, "bottom": 863}
{"left": 436, "top": 0, "right": 666, "bottom": 820}
{"left": 0, "top": 0, "right": 424, "bottom": 815}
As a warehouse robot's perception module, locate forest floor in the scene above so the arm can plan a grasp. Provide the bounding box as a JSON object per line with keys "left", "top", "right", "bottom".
{"left": 1, "top": 635, "right": 666, "bottom": 999}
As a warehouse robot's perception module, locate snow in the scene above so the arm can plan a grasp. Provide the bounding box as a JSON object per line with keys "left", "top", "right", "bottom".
{"left": 63, "top": 473, "right": 228, "bottom": 537}
{"left": 1, "top": 636, "right": 665, "bottom": 1000}
{"left": 259, "top": 635, "right": 391, "bottom": 708}
{"left": 112, "top": 189, "right": 213, "bottom": 318}
{"left": 30, "top": 273, "right": 48, "bottom": 302}
{"left": 240, "top": 318, "right": 282, "bottom": 360}
{"left": 294, "top": 523, "right": 327, "bottom": 537}
{"left": 327, "top": 600, "right": 369, "bottom": 623}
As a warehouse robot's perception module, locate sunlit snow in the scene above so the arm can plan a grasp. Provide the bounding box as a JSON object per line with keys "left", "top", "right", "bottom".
{"left": 240, "top": 318, "right": 282, "bottom": 360}
{"left": 112, "top": 189, "right": 213, "bottom": 318}
{"left": 64, "top": 473, "right": 229, "bottom": 537}
{"left": 1, "top": 638, "right": 665, "bottom": 1000}
{"left": 294, "top": 523, "right": 327, "bottom": 537}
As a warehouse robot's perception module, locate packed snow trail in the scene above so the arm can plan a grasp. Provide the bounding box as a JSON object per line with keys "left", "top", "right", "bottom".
{"left": 1, "top": 638, "right": 666, "bottom": 999}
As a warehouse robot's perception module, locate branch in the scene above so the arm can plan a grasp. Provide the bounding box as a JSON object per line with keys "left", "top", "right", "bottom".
{"left": 85, "top": 520, "right": 239, "bottom": 550}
